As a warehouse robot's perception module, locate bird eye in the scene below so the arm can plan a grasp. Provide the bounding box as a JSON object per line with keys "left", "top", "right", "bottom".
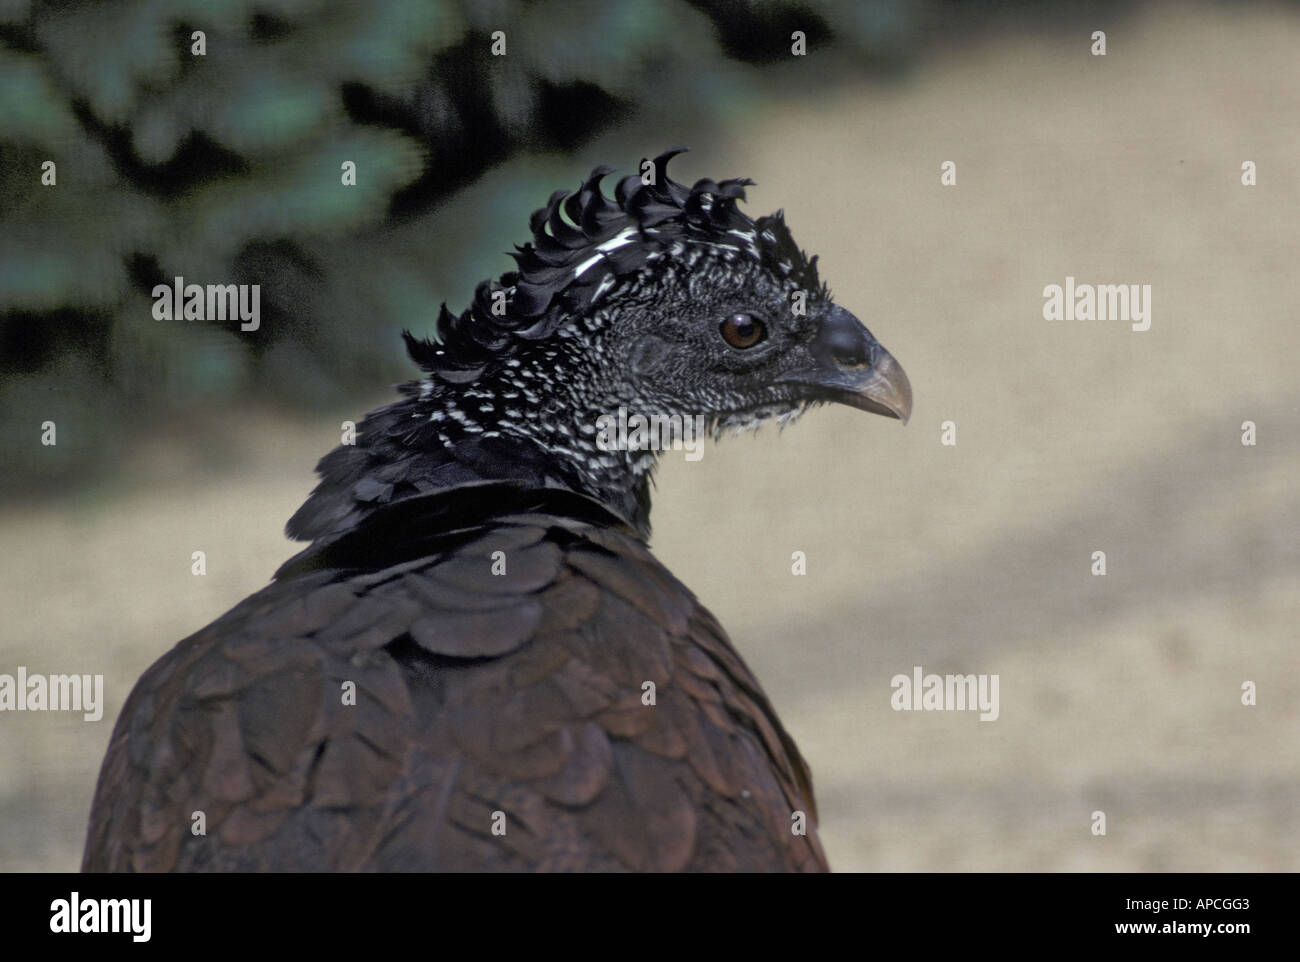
{"left": 720, "top": 313, "right": 766, "bottom": 349}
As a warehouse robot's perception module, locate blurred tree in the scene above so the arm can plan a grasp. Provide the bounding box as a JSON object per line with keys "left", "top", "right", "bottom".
{"left": 0, "top": 0, "right": 931, "bottom": 492}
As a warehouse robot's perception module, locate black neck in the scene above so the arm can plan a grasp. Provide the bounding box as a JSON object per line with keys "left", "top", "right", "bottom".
{"left": 285, "top": 379, "right": 655, "bottom": 549}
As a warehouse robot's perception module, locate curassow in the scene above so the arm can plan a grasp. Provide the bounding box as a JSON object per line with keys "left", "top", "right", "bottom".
{"left": 83, "top": 150, "right": 911, "bottom": 872}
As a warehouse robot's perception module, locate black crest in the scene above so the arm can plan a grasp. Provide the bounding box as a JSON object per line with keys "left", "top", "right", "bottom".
{"left": 403, "top": 149, "right": 821, "bottom": 381}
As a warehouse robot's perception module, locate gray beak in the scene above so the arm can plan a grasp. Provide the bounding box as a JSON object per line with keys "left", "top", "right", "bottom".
{"left": 780, "top": 305, "right": 912, "bottom": 423}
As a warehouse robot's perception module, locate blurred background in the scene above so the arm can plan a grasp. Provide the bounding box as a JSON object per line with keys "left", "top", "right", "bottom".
{"left": 1, "top": 0, "right": 1297, "bottom": 871}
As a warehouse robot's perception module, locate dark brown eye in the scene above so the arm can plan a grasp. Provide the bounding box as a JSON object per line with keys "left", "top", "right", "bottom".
{"left": 720, "top": 312, "right": 766, "bottom": 349}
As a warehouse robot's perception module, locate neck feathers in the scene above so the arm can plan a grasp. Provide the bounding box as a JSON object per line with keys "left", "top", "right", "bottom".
{"left": 286, "top": 377, "right": 654, "bottom": 547}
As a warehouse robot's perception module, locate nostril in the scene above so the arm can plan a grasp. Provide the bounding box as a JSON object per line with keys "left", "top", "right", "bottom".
{"left": 826, "top": 324, "right": 872, "bottom": 366}
{"left": 814, "top": 305, "right": 877, "bottom": 367}
{"left": 838, "top": 336, "right": 872, "bottom": 366}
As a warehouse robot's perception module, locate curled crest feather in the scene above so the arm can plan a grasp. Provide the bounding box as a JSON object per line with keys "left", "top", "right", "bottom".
{"left": 403, "top": 149, "right": 822, "bottom": 381}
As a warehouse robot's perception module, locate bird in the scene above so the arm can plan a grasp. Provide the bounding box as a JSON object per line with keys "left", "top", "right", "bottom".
{"left": 82, "top": 150, "right": 911, "bottom": 872}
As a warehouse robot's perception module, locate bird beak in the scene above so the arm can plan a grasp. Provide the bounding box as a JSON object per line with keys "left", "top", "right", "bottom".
{"left": 780, "top": 305, "right": 913, "bottom": 424}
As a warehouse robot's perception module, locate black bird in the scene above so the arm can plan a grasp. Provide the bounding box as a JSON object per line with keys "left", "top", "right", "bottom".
{"left": 83, "top": 151, "right": 911, "bottom": 872}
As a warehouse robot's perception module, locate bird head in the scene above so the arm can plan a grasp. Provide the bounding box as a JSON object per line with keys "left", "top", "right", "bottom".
{"left": 294, "top": 150, "right": 911, "bottom": 544}
{"left": 408, "top": 150, "right": 910, "bottom": 434}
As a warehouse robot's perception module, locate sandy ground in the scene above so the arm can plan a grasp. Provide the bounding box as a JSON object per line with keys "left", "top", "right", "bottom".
{"left": 2, "top": 1, "right": 1297, "bottom": 871}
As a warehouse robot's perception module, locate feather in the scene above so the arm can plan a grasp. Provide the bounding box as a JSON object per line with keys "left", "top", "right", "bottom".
{"left": 400, "top": 150, "right": 820, "bottom": 380}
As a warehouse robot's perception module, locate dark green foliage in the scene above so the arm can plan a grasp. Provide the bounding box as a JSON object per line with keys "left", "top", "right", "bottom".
{"left": 0, "top": 0, "right": 924, "bottom": 493}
